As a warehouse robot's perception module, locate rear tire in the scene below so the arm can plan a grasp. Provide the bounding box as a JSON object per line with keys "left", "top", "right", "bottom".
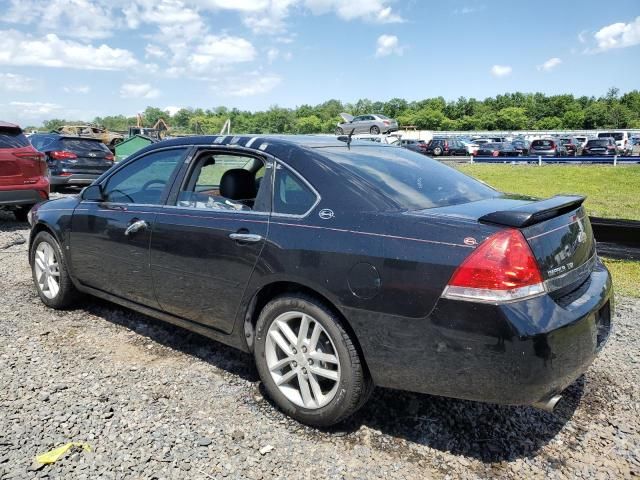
{"left": 254, "top": 294, "right": 371, "bottom": 427}
{"left": 14, "top": 205, "right": 32, "bottom": 222}
{"left": 30, "top": 231, "right": 80, "bottom": 309}
{"left": 433, "top": 146, "right": 443, "bottom": 156}
{"left": 370, "top": 126, "right": 380, "bottom": 135}
{"left": 335, "top": 127, "right": 344, "bottom": 135}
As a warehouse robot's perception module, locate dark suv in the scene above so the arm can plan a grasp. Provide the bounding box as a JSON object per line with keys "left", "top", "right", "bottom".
{"left": 425, "top": 138, "right": 468, "bottom": 156}
{"left": 30, "top": 134, "right": 115, "bottom": 190}
{"left": 582, "top": 138, "right": 620, "bottom": 156}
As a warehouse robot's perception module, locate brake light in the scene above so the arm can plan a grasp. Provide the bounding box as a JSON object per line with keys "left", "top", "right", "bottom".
{"left": 49, "top": 150, "right": 78, "bottom": 160}
{"left": 383, "top": 120, "right": 390, "bottom": 126}
{"left": 13, "top": 151, "right": 45, "bottom": 162}
{"left": 105, "top": 153, "right": 114, "bottom": 162}
{"left": 442, "top": 229, "right": 544, "bottom": 303}
{"left": 492, "top": 150, "right": 499, "bottom": 157}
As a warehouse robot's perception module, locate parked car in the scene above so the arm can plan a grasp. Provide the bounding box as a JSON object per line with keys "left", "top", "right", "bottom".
{"left": 511, "top": 139, "right": 530, "bottom": 155}
{"left": 574, "top": 136, "right": 590, "bottom": 148}
{"left": 28, "top": 135, "right": 612, "bottom": 426}
{"left": 425, "top": 138, "right": 468, "bottom": 156}
{"left": 335, "top": 113, "right": 398, "bottom": 135}
{"left": 558, "top": 137, "right": 583, "bottom": 157}
{"left": 354, "top": 133, "right": 401, "bottom": 145}
{"left": 55, "top": 124, "right": 124, "bottom": 150}
{"left": 528, "top": 138, "right": 569, "bottom": 157}
{"left": 400, "top": 139, "right": 428, "bottom": 154}
{"left": 582, "top": 138, "right": 621, "bottom": 156}
{"left": 474, "top": 142, "right": 523, "bottom": 157}
{"left": 0, "top": 121, "right": 49, "bottom": 221}
{"left": 597, "top": 131, "right": 630, "bottom": 154}
{"left": 30, "top": 134, "right": 115, "bottom": 191}
{"left": 459, "top": 140, "right": 479, "bottom": 155}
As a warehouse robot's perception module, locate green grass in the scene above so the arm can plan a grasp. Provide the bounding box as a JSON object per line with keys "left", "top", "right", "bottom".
{"left": 455, "top": 164, "right": 640, "bottom": 221}
{"left": 602, "top": 259, "right": 640, "bottom": 298}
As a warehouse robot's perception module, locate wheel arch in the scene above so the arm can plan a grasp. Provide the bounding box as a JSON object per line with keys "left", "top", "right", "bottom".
{"left": 28, "top": 221, "right": 61, "bottom": 262}
{"left": 242, "top": 280, "right": 371, "bottom": 375}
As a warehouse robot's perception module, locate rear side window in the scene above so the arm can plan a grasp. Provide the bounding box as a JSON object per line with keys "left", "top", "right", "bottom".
{"left": 322, "top": 147, "right": 499, "bottom": 210}
{"left": 273, "top": 164, "right": 318, "bottom": 216}
{"left": 0, "top": 128, "right": 29, "bottom": 148}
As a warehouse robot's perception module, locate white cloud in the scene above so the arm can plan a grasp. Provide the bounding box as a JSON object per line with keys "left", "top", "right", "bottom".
{"left": 4, "top": 0, "right": 115, "bottom": 39}
{"left": 119, "top": 83, "right": 161, "bottom": 99}
{"left": 8, "top": 101, "right": 63, "bottom": 118}
{"left": 453, "top": 5, "right": 486, "bottom": 14}
{"left": 186, "top": 35, "right": 257, "bottom": 74}
{"left": 588, "top": 16, "right": 640, "bottom": 52}
{"left": 145, "top": 44, "right": 166, "bottom": 59}
{"left": 578, "top": 30, "right": 588, "bottom": 44}
{"left": 164, "top": 105, "right": 182, "bottom": 116}
{"left": 0, "top": 73, "right": 35, "bottom": 92}
{"left": 490, "top": 64, "right": 512, "bottom": 77}
{"left": 537, "top": 57, "right": 562, "bottom": 72}
{"left": 304, "top": 0, "right": 402, "bottom": 23}
{"left": 63, "top": 85, "right": 91, "bottom": 94}
{"left": 0, "top": 30, "right": 138, "bottom": 71}
{"left": 211, "top": 73, "right": 282, "bottom": 96}
{"left": 375, "top": 34, "right": 403, "bottom": 57}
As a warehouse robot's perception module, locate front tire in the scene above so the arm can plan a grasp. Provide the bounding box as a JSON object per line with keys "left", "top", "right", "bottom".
{"left": 370, "top": 126, "right": 380, "bottom": 134}
{"left": 335, "top": 127, "right": 344, "bottom": 135}
{"left": 254, "top": 294, "right": 371, "bottom": 427}
{"left": 30, "top": 231, "right": 79, "bottom": 309}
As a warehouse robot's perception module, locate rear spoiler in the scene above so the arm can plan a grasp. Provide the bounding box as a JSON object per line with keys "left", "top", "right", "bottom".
{"left": 479, "top": 195, "right": 585, "bottom": 228}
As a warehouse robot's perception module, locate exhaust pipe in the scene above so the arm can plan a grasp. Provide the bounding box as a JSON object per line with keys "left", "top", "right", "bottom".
{"left": 533, "top": 394, "right": 562, "bottom": 413}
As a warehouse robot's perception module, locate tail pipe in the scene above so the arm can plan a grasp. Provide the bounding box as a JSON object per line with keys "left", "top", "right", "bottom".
{"left": 533, "top": 394, "right": 562, "bottom": 413}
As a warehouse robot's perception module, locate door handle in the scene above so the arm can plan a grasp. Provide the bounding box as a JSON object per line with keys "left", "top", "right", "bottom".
{"left": 229, "top": 233, "right": 263, "bottom": 243}
{"left": 124, "top": 219, "right": 149, "bottom": 236}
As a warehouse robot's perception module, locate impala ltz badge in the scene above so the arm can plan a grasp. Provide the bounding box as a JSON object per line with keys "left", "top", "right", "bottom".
{"left": 319, "top": 209, "right": 335, "bottom": 220}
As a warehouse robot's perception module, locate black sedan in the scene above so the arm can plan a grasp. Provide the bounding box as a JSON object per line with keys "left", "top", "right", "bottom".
{"left": 27, "top": 135, "right": 612, "bottom": 426}
{"left": 474, "top": 142, "right": 523, "bottom": 157}
{"left": 29, "top": 133, "right": 115, "bottom": 191}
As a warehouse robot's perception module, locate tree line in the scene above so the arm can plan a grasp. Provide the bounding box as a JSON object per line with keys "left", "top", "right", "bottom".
{"left": 40, "top": 88, "right": 640, "bottom": 134}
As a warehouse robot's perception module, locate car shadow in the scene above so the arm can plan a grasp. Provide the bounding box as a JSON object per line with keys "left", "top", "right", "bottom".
{"left": 77, "top": 298, "right": 581, "bottom": 463}
{"left": 83, "top": 299, "right": 259, "bottom": 383}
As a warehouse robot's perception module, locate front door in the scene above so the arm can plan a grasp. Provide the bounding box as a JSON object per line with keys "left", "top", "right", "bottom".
{"left": 150, "top": 150, "right": 272, "bottom": 334}
{"left": 70, "top": 147, "right": 188, "bottom": 306}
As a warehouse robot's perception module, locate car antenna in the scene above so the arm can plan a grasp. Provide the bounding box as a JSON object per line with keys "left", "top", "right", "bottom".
{"left": 346, "top": 128, "right": 355, "bottom": 150}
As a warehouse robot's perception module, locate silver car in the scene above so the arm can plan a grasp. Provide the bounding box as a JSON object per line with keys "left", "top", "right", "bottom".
{"left": 336, "top": 113, "right": 399, "bottom": 135}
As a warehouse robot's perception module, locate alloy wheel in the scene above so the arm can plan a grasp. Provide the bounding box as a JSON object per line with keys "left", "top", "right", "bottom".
{"left": 34, "top": 242, "right": 60, "bottom": 299}
{"left": 265, "top": 311, "right": 341, "bottom": 409}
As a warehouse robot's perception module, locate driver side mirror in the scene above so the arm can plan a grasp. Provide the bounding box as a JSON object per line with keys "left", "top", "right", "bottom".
{"left": 82, "top": 184, "right": 104, "bottom": 202}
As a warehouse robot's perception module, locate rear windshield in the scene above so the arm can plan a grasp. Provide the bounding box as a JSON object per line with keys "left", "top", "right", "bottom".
{"left": 0, "top": 128, "right": 29, "bottom": 148}
{"left": 376, "top": 114, "right": 389, "bottom": 120}
{"left": 30, "top": 135, "right": 57, "bottom": 150}
{"left": 60, "top": 138, "right": 110, "bottom": 152}
{"left": 321, "top": 146, "right": 499, "bottom": 210}
{"left": 587, "top": 139, "right": 609, "bottom": 147}
{"left": 484, "top": 143, "right": 502, "bottom": 149}
{"left": 532, "top": 140, "right": 554, "bottom": 147}
{"left": 598, "top": 132, "right": 623, "bottom": 141}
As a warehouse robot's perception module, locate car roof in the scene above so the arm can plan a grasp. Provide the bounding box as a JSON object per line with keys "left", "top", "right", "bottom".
{"left": 0, "top": 121, "right": 21, "bottom": 129}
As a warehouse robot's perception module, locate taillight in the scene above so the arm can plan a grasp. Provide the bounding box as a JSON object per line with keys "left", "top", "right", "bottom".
{"left": 14, "top": 151, "right": 44, "bottom": 162}
{"left": 105, "top": 153, "right": 114, "bottom": 162}
{"left": 444, "top": 141, "right": 449, "bottom": 149}
{"left": 492, "top": 150, "right": 499, "bottom": 157}
{"left": 442, "top": 229, "right": 544, "bottom": 303}
{"left": 49, "top": 150, "right": 78, "bottom": 160}
{"left": 383, "top": 120, "right": 390, "bottom": 126}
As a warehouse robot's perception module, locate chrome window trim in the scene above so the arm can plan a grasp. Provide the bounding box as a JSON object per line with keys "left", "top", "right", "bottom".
{"left": 271, "top": 160, "right": 322, "bottom": 220}
{"left": 160, "top": 204, "right": 270, "bottom": 217}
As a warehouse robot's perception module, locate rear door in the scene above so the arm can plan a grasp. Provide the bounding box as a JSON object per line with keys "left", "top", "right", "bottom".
{"left": 149, "top": 149, "right": 271, "bottom": 333}
{"left": 70, "top": 147, "right": 188, "bottom": 305}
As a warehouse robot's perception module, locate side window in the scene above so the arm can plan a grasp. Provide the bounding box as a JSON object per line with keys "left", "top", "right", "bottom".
{"left": 273, "top": 164, "right": 317, "bottom": 216}
{"left": 177, "top": 152, "right": 270, "bottom": 212}
{"left": 103, "top": 148, "right": 185, "bottom": 204}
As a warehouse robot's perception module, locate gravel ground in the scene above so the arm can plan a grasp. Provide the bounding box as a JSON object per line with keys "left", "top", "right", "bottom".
{"left": 0, "top": 196, "right": 639, "bottom": 480}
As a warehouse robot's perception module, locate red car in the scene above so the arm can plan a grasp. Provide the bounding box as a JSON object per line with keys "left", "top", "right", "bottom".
{"left": 0, "top": 122, "right": 49, "bottom": 221}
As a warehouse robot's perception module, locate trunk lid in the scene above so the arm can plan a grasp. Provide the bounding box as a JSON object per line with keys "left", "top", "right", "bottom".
{"left": 56, "top": 138, "right": 113, "bottom": 171}
{"left": 417, "top": 195, "right": 596, "bottom": 293}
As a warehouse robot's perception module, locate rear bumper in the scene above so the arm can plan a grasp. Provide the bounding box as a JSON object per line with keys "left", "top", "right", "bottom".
{"left": 50, "top": 173, "right": 100, "bottom": 186}
{"left": 351, "top": 260, "right": 613, "bottom": 406}
{"left": 0, "top": 189, "right": 45, "bottom": 207}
